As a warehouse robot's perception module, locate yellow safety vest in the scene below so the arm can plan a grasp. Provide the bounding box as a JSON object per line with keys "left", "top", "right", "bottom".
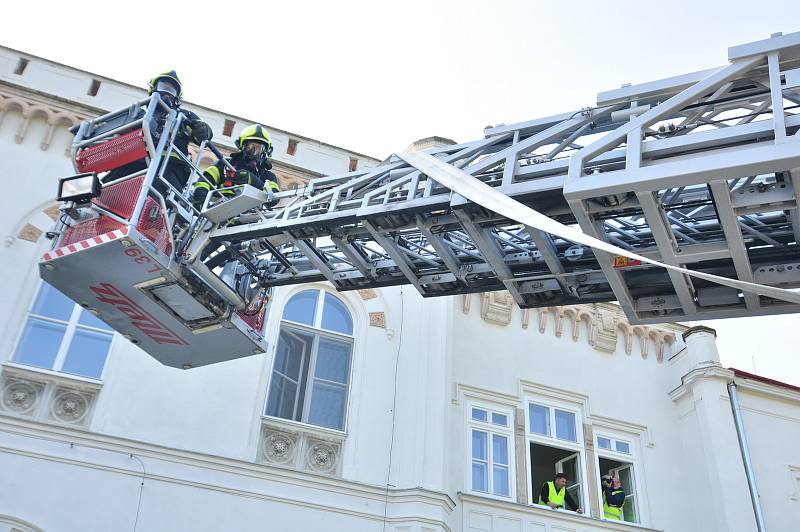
{"left": 538, "top": 481, "right": 566, "bottom": 508}
{"left": 603, "top": 489, "right": 624, "bottom": 520}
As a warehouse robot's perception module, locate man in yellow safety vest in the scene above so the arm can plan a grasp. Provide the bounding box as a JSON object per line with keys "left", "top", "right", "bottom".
{"left": 601, "top": 475, "right": 626, "bottom": 520}
{"left": 538, "top": 473, "right": 583, "bottom": 513}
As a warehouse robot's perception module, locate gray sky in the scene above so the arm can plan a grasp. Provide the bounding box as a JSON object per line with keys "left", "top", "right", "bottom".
{"left": 4, "top": 1, "right": 800, "bottom": 384}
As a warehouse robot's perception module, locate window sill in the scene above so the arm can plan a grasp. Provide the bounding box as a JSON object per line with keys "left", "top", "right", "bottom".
{"left": 261, "top": 416, "right": 346, "bottom": 443}
{"left": 2, "top": 362, "right": 103, "bottom": 391}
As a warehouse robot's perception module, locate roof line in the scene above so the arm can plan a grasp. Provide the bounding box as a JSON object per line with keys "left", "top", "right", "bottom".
{"left": 0, "top": 44, "right": 381, "bottom": 162}
{"left": 729, "top": 367, "right": 800, "bottom": 394}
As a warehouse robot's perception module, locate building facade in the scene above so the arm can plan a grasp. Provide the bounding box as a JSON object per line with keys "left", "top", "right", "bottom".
{"left": 0, "top": 46, "right": 798, "bottom": 532}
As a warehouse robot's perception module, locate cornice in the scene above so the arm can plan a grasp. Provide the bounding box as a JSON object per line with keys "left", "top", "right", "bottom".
{"left": 668, "top": 364, "right": 734, "bottom": 401}
{"left": 0, "top": 415, "right": 455, "bottom": 514}
{"left": 462, "top": 294, "right": 680, "bottom": 363}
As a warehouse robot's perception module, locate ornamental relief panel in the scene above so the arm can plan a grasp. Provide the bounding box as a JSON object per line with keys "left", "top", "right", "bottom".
{"left": 464, "top": 294, "right": 678, "bottom": 362}
{"left": 0, "top": 369, "right": 99, "bottom": 427}
{"left": 0, "top": 90, "right": 85, "bottom": 154}
{"left": 258, "top": 422, "right": 343, "bottom": 476}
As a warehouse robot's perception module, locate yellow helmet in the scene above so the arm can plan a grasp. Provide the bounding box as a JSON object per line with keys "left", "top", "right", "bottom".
{"left": 147, "top": 70, "right": 183, "bottom": 98}
{"left": 236, "top": 124, "right": 273, "bottom": 163}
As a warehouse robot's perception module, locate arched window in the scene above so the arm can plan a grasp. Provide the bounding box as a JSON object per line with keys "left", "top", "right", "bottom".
{"left": 265, "top": 288, "right": 354, "bottom": 431}
{"left": 11, "top": 281, "right": 114, "bottom": 379}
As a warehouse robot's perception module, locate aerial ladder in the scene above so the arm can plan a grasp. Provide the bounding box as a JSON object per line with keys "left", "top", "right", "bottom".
{"left": 40, "top": 32, "right": 800, "bottom": 369}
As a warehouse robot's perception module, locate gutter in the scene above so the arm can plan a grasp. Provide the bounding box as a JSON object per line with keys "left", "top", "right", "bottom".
{"left": 727, "top": 381, "right": 767, "bottom": 532}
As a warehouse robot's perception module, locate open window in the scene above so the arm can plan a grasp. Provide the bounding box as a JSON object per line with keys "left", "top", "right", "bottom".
{"left": 526, "top": 398, "right": 586, "bottom": 511}
{"left": 530, "top": 442, "right": 583, "bottom": 510}
{"left": 598, "top": 456, "right": 639, "bottom": 523}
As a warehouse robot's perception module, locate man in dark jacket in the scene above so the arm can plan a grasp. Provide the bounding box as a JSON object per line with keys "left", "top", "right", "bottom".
{"left": 192, "top": 123, "right": 280, "bottom": 210}
{"left": 601, "top": 475, "right": 626, "bottom": 520}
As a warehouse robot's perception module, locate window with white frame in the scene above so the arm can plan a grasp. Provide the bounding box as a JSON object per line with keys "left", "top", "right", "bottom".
{"left": 597, "top": 434, "right": 640, "bottom": 524}
{"left": 12, "top": 282, "right": 114, "bottom": 379}
{"left": 468, "top": 405, "right": 514, "bottom": 498}
{"left": 265, "top": 289, "right": 354, "bottom": 431}
{"left": 527, "top": 398, "right": 586, "bottom": 511}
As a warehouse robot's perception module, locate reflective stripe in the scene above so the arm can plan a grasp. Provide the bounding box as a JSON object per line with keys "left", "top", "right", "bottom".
{"left": 194, "top": 181, "right": 212, "bottom": 191}
{"left": 268, "top": 180, "right": 280, "bottom": 192}
{"left": 602, "top": 490, "right": 623, "bottom": 520}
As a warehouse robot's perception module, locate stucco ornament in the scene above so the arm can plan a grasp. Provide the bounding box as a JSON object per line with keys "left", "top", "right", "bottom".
{"left": 51, "top": 390, "right": 89, "bottom": 423}
{"left": 2, "top": 380, "right": 39, "bottom": 414}
{"left": 479, "top": 291, "right": 514, "bottom": 326}
{"left": 305, "top": 441, "right": 338, "bottom": 474}
{"left": 263, "top": 431, "right": 297, "bottom": 464}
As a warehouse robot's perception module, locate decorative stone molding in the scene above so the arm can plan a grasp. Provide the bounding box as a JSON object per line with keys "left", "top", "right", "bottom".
{"left": 258, "top": 418, "right": 344, "bottom": 476}
{"left": 479, "top": 291, "right": 514, "bottom": 326}
{"left": 464, "top": 293, "right": 680, "bottom": 362}
{"left": 43, "top": 205, "right": 61, "bottom": 221}
{"left": 49, "top": 387, "right": 93, "bottom": 425}
{"left": 261, "top": 429, "right": 299, "bottom": 465}
{"left": 369, "top": 311, "right": 386, "bottom": 328}
{"left": 358, "top": 288, "right": 377, "bottom": 300}
{"left": 0, "top": 90, "right": 84, "bottom": 153}
{"left": 0, "top": 365, "right": 101, "bottom": 428}
{"left": 304, "top": 438, "right": 340, "bottom": 475}
{"left": 1, "top": 377, "right": 44, "bottom": 414}
{"left": 17, "top": 223, "right": 42, "bottom": 242}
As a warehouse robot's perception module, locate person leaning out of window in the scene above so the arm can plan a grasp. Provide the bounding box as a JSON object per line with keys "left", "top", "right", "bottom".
{"left": 601, "top": 474, "right": 626, "bottom": 520}
{"left": 538, "top": 473, "right": 583, "bottom": 513}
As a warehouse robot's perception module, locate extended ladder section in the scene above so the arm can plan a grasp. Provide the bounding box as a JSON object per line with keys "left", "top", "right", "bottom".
{"left": 198, "top": 32, "right": 800, "bottom": 325}
{"left": 40, "top": 32, "right": 800, "bottom": 368}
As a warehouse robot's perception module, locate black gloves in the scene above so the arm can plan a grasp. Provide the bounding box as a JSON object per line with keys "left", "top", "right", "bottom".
{"left": 191, "top": 121, "right": 213, "bottom": 143}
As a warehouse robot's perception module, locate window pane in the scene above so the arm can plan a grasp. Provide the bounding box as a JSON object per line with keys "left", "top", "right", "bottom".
{"left": 61, "top": 329, "right": 112, "bottom": 378}
{"left": 321, "top": 293, "right": 353, "bottom": 335}
{"left": 471, "top": 408, "right": 487, "bottom": 422}
{"left": 78, "top": 309, "right": 113, "bottom": 331}
{"left": 493, "top": 465, "right": 509, "bottom": 496}
{"left": 492, "top": 434, "right": 508, "bottom": 465}
{"left": 13, "top": 318, "right": 65, "bottom": 369}
{"left": 555, "top": 409, "right": 577, "bottom": 441}
{"left": 472, "top": 430, "right": 487, "bottom": 460}
{"left": 597, "top": 436, "right": 612, "bottom": 450}
{"left": 529, "top": 404, "right": 550, "bottom": 436}
{"left": 31, "top": 282, "right": 75, "bottom": 321}
{"left": 471, "top": 461, "right": 488, "bottom": 492}
{"left": 282, "top": 290, "right": 318, "bottom": 326}
{"left": 314, "top": 337, "right": 351, "bottom": 384}
{"left": 265, "top": 374, "right": 300, "bottom": 420}
{"left": 491, "top": 412, "right": 508, "bottom": 426}
{"left": 615, "top": 441, "right": 631, "bottom": 454}
{"left": 273, "top": 328, "right": 313, "bottom": 380}
{"left": 623, "top": 496, "right": 637, "bottom": 523}
{"left": 307, "top": 381, "right": 347, "bottom": 430}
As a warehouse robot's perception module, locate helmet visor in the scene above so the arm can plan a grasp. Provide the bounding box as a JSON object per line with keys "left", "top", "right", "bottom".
{"left": 155, "top": 79, "right": 179, "bottom": 97}
{"left": 243, "top": 140, "right": 267, "bottom": 158}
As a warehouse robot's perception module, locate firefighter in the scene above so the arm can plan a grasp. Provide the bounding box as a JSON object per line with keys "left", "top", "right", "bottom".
{"left": 147, "top": 71, "right": 213, "bottom": 192}
{"left": 192, "top": 124, "right": 280, "bottom": 210}
{"left": 102, "top": 70, "right": 213, "bottom": 194}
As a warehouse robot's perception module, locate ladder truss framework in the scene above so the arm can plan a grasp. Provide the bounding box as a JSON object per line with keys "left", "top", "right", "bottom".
{"left": 40, "top": 31, "right": 800, "bottom": 370}
{"left": 199, "top": 32, "right": 800, "bottom": 325}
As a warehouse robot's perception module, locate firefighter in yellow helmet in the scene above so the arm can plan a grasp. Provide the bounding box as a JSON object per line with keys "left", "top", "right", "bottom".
{"left": 104, "top": 71, "right": 213, "bottom": 194}
{"left": 193, "top": 124, "right": 280, "bottom": 210}
{"left": 147, "top": 71, "right": 213, "bottom": 191}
